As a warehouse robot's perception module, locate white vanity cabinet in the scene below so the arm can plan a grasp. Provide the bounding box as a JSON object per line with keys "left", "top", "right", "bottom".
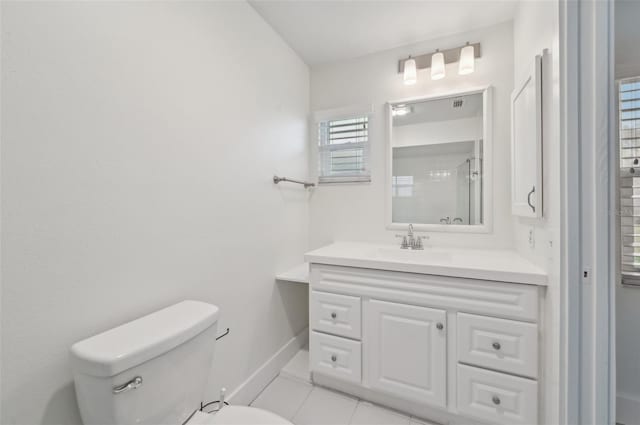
{"left": 366, "top": 300, "right": 447, "bottom": 407}
{"left": 307, "top": 263, "right": 544, "bottom": 425}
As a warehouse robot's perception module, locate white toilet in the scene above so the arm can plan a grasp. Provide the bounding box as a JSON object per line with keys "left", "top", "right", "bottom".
{"left": 70, "top": 300, "right": 293, "bottom": 425}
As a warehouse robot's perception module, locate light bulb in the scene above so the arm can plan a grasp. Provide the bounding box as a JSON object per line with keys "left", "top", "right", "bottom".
{"left": 403, "top": 57, "right": 417, "bottom": 85}
{"left": 431, "top": 51, "right": 445, "bottom": 80}
{"left": 392, "top": 105, "right": 412, "bottom": 116}
{"left": 459, "top": 44, "right": 475, "bottom": 75}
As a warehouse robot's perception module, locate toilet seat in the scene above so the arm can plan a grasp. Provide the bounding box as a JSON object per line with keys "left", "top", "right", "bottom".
{"left": 189, "top": 406, "right": 293, "bottom": 425}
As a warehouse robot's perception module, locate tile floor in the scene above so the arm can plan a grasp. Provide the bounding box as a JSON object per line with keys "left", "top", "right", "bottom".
{"left": 250, "top": 375, "right": 437, "bottom": 425}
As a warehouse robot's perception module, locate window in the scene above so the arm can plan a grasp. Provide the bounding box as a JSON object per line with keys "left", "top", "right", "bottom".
{"left": 392, "top": 175, "right": 414, "bottom": 197}
{"left": 317, "top": 115, "right": 371, "bottom": 184}
{"left": 619, "top": 77, "right": 640, "bottom": 285}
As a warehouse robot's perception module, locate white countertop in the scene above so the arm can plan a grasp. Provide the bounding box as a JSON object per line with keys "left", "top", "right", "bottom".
{"left": 276, "top": 262, "right": 310, "bottom": 284}
{"left": 304, "top": 242, "right": 548, "bottom": 286}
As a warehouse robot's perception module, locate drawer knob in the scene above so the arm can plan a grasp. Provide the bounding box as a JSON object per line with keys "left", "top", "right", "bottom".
{"left": 492, "top": 342, "right": 501, "bottom": 350}
{"left": 492, "top": 395, "right": 501, "bottom": 405}
{"left": 331, "top": 354, "right": 337, "bottom": 362}
{"left": 331, "top": 312, "right": 337, "bottom": 319}
{"left": 436, "top": 322, "right": 444, "bottom": 330}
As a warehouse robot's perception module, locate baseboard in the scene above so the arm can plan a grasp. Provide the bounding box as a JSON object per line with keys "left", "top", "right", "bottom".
{"left": 617, "top": 392, "right": 640, "bottom": 425}
{"left": 227, "top": 327, "right": 309, "bottom": 406}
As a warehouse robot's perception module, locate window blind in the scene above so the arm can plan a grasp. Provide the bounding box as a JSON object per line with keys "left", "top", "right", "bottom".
{"left": 620, "top": 77, "right": 640, "bottom": 285}
{"left": 317, "top": 116, "right": 371, "bottom": 184}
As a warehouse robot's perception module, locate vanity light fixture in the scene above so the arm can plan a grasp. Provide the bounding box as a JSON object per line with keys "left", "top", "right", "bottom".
{"left": 430, "top": 50, "right": 445, "bottom": 80}
{"left": 397, "top": 42, "right": 481, "bottom": 83}
{"left": 458, "top": 42, "right": 475, "bottom": 75}
{"left": 403, "top": 56, "right": 417, "bottom": 85}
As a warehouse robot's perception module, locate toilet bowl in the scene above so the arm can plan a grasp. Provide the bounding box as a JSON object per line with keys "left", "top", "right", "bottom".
{"left": 190, "top": 407, "right": 292, "bottom": 425}
{"left": 70, "top": 300, "right": 292, "bottom": 425}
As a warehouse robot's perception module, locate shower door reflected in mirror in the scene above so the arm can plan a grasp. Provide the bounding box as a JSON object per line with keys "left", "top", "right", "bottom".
{"left": 387, "top": 88, "right": 491, "bottom": 232}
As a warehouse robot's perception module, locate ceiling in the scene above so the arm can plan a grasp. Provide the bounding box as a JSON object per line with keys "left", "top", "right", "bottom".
{"left": 248, "top": 0, "right": 518, "bottom": 66}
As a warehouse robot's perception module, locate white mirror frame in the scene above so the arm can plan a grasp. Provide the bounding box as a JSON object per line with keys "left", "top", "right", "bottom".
{"left": 385, "top": 86, "right": 493, "bottom": 233}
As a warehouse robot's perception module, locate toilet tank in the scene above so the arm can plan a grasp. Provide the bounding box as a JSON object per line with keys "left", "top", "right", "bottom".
{"left": 70, "top": 300, "right": 219, "bottom": 425}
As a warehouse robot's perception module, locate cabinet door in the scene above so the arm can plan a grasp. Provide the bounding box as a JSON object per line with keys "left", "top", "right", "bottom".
{"left": 365, "top": 300, "right": 447, "bottom": 407}
{"left": 511, "top": 52, "right": 544, "bottom": 218}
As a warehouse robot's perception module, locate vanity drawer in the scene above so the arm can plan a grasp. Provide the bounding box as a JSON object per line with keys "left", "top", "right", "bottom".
{"left": 457, "top": 364, "right": 538, "bottom": 425}
{"left": 457, "top": 313, "right": 538, "bottom": 378}
{"left": 310, "top": 331, "right": 362, "bottom": 384}
{"left": 310, "top": 290, "right": 361, "bottom": 339}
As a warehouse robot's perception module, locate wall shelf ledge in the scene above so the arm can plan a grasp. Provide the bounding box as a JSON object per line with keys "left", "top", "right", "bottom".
{"left": 276, "top": 262, "right": 309, "bottom": 284}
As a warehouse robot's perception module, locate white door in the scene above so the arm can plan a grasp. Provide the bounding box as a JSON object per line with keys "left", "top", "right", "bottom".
{"left": 365, "top": 300, "right": 447, "bottom": 407}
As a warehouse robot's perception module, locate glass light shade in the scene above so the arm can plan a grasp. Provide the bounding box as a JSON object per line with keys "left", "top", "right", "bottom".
{"left": 459, "top": 44, "right": 475, "bottom": 75}
{"left": 431, "top": 51, "right": 445, "bottom": 80}
{"left": 403, "top": 58, "right": 417, "bottom": 85}
{"left": 392, "top": 105, "right": 412, "bottom": 116}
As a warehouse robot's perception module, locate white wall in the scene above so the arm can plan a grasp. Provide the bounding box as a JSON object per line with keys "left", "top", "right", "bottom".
{"left": 616, "top": 0, "right": 640, "bottom": 80}
{"left": 309, "top": 22, "right": 514, "bottom": 248}
{"left": 615, "top": 0, "right": 640, "bottom": 422}
{"left": 512, "top": 0, "right": 561, "bottom": 270}
{"left": 0, "top": 2, "right": 309, "bottom": 424}
{"left": 512, "top": 2, "right": 561, "bottom": 424}
{"left": 392, "top": 117, "right": 482, "bottom": 148}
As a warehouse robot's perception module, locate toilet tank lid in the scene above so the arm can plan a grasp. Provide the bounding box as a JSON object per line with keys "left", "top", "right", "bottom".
{"left": 70, "top": 300, "right": 219, "bottom": 378}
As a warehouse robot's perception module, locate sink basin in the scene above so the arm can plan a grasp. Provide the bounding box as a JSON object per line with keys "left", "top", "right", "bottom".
{"left": 366, "top": 247, "right": 453, "bottom": 264}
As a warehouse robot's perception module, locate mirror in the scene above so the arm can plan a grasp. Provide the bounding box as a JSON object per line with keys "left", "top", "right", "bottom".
{"left": 387, "top": 88, "right": 492, "bottom": 232}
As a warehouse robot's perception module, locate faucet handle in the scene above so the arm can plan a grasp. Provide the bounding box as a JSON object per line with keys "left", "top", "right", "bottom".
{"left": 395, "top": 234, "right": 409, "bottom": 249}
{"left": 413, "top": 235, "right": 429, "bottom": 250}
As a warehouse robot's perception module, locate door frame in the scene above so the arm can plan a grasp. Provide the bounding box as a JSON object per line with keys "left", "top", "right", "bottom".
{"left": 560, "top": 0, "right": 615, "bottom": 423}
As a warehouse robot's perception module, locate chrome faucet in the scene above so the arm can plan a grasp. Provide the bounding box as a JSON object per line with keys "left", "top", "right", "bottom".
{"left": 396, "top": 224, "right": 428, "bottom": 250}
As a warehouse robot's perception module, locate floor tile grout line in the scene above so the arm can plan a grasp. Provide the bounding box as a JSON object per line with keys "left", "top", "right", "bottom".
{"left": 289, "top": 377, "right": 316, "bottom": 422}
{"left": 351, "top": 399, "right": 416, "bottom": 425}
{"left": 247, "top": 373, "right": 282, "bottom": 406}
{"left": 256, "top": 372, "right": 438, "bottom": 425}
{"left": 346, "top": 397, "right": 362, "bottom": 425}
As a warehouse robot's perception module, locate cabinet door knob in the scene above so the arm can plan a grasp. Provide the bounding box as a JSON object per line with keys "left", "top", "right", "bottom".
{"left": 492, "top": 342, "right": 501, "bottom": 350}
{"left": 331, "top": 312, "right": 337, "bottom": 319}
{"left": 436, "top": 322, "right": 444, "bottom": 330}
{"left": 331, "top": 354, "right": 337, "bottom": 362}
{"left": 492, "top": 395, "right": 501, "bottom": 405}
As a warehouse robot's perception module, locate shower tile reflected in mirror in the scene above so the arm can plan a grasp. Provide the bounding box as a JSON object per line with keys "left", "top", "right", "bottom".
{"left": 392, "top": 142, "right": 482, "bottom": 225}
{"left": 390, "top": 91, "right": 485, "bottom": 227}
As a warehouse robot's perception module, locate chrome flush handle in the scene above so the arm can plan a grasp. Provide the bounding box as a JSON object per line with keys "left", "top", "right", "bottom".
{"left": 112, "top": 376, "right": 143, "bottom": 394}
